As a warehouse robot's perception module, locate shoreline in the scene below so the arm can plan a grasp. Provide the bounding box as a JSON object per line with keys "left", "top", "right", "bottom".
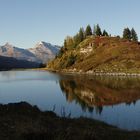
{"left": 42, "top": 68, "right": 140, "bottom": 77}
{"left": 0, "top": 101, "right": 140, "bottom": 140}
{"left": 1, "top": 68, "right": 140, "bottom": 77}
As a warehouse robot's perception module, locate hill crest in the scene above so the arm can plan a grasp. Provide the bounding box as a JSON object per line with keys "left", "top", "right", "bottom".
{"left": 47, "top": 36, "right": 140, "bottom": 73}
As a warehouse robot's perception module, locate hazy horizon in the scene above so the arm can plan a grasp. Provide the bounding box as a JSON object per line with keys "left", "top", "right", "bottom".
{"left": 0, "top": 0, "right": 140, "bottom": 48}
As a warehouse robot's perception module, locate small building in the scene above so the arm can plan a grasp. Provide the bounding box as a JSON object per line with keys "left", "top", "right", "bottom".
{"left": 89, "top": 42, "right": 95, "bottom": 47}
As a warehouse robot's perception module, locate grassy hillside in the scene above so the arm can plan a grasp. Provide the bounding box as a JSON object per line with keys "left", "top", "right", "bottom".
{"left": 48, "top": 36, "right": 140, "bottom": 73}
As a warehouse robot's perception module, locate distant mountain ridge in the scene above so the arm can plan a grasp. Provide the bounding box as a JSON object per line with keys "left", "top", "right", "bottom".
{"left": 28, "top": 41, "right": 60, "bottom": 63}
{"left": 0, "top": 43, "right": 40, "bottom": 62}
{"left": 0, "top": 55, "right": 40, "bottom": 70}
{"left": 0, "top": 41, "right": 60, "bottom": 64}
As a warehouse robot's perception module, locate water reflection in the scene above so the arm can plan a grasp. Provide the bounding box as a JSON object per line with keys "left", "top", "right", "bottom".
{"left": 0, "top": 71, "right": 16, "bottom": 80}
{"left": 0, "top": 70, "right": 60, "bottom": 82}
{"left": 1, "top": 71, "right": 140, "bottom": 130}
{"left": 59, "top": 75, "right": 140, "bottom": 114}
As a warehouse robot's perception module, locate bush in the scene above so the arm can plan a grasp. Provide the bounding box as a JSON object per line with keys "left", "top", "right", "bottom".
{"left": 66, "top": 54, "right": 77, "bottom": 67}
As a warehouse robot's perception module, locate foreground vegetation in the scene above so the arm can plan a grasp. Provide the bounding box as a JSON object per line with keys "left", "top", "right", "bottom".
{"left": 47, "top": 25, "right": 140, "bottom": 74}
{"left": 0, "top": 102, "right": 140, "bottom": 140}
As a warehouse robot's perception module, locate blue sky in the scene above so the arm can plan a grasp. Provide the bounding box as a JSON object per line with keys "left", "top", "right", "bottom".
{"left": 0, "top": 0, "right": 140, "bottom": 48}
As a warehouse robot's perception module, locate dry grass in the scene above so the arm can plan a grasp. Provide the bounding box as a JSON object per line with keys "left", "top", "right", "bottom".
{"left": 0, "top": 102, "right": 140, "bottom": 140}
{"left": 48, "top": 36, "right": 140, "bottom": 73}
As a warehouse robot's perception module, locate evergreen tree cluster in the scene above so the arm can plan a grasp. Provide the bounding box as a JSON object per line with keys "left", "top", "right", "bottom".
{"left": 61, "top": 25, "right": 139, "bottom": 55}
{"left": 64, "top": 24, "right": 109, "bottom": 50}
{"left": 123, "top": 27, "right": 138, "bottom": 41}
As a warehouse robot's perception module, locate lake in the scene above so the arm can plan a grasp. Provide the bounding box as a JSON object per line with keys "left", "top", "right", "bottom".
{"left": 0, "top": 70, "right": 140, "bottom": 130}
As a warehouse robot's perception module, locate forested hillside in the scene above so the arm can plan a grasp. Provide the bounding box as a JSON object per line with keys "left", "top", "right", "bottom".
{"left": 48, "top": 25, "right": 140, "bottom": 73}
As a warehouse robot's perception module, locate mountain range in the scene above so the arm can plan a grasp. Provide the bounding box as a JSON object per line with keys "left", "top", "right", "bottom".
{"left": 28, "top": 41, "right": 60, "bottom": 63}
{"left": 0, "top": 41, "right": 60, "bottom": 64}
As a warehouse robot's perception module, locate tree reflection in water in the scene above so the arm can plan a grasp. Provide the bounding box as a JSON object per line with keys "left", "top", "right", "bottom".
{"left": 59, "top": 75, "right": 140, "bottom": 115}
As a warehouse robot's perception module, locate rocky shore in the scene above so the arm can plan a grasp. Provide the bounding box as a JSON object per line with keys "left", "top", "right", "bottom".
{"left": 0, "top": 102, "right": 140, "bottom": 140}
{"left": 44, "top": 68, "right": 140, "bottom": 77}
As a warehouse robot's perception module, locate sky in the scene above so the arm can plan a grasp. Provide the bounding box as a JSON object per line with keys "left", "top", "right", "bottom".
{"left": 0, "top": 0, "right": 140, "bottom": 49}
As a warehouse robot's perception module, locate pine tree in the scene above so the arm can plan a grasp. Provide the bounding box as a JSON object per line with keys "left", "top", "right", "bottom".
{"left": 93, "top": 25, "right": 96, "bottom": 35}
{"left": 64, "top": 39, "right": 67, "bottom": 48}
{"left": 131, "top": 28, "right": 138, "bottom": 41}
{"left": 74, "top": 33, "right": 80, "bottom": 46}
{"left": 94, "top": 24, "right": 102, "bottom": 36}
{"left": 85, "top": 25, "right": 92, "bottom": 37}
{"left": 102, "top": 30, "right": 109, "bottom": 36}
{"left": 65, "top": 36, "right": 75, "bottom": 49}
{"left": 123, "top": 28, "right": 131, "bottom": 40}
{"left": 79, "top": 27, "right": 84, "bottom": 42}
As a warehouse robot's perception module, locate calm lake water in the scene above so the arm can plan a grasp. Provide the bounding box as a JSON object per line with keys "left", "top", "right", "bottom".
{"left": 0, "top": 70, "right": 140, "bottom": 130}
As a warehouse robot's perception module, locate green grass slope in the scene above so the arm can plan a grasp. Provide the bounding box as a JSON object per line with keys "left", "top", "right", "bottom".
{"left": 48, "top": 36, "right": 140, "bottom": 73}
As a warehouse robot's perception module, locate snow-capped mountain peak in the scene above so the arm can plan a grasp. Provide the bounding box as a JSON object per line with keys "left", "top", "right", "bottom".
{"left": 0, "top": 41, "right": 60, "bottom": 64}
{"left": 28, "top": 41, "right": 60, "bottom": 63}
{"left": 4, "top": 42, "right": 13, "bottom": 47}
{"left": 0, "top": 43, "right": 40, "bottom": 63}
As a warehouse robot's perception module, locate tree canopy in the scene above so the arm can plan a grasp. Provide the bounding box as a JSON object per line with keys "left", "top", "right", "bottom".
{"left": 131, "top": 28, "right": 138, "bottom": 41}
{"left": 94, "top": 24, "right": 102, "bottom": 36}
{"left": 85, "top": 25, "right": 92, "bottom": 37}
{"left": 123, "top": 27, "right": 138, "bottom": 41}
{"left": 123, "top": 28, "right": 131, "bottom": 40}
{"left": 102, "top": 30, "right": 109, "bottom": 36}
{"left": 62, "top": 25, "right": 139, "bottom": 53}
